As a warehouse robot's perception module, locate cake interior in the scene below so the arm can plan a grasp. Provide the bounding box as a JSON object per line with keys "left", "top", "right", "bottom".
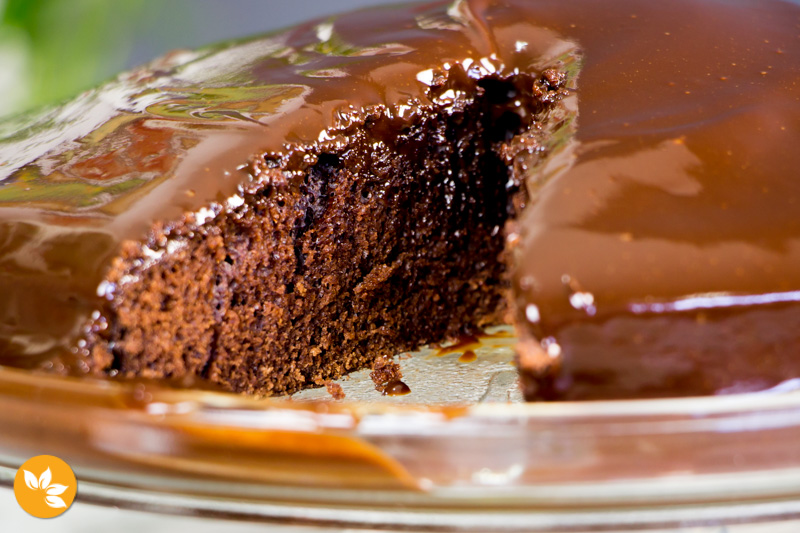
{"left": 86, "top": 69, "right": 565, "bottom": 395}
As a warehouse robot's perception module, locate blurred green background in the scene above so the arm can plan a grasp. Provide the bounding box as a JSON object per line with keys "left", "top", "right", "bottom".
{"left": 0, "top": 0, "right": 400, "bottom": 118}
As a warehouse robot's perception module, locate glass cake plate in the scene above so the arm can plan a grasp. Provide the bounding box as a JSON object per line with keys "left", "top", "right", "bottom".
{"left": 3, "top": 327, "right": 800, "bottom": 531}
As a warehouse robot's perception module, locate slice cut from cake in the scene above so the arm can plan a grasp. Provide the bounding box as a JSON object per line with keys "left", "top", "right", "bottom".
{"left": 0, "top": 0, "right": 577, "bottom": 395}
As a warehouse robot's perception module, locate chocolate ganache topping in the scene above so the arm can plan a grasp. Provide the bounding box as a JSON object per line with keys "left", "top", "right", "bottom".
{"left": 0, "top": 0, "right": 798, "bottom": 400}
{"left": 512, "top": 0, "right": 800, "bottom": 399}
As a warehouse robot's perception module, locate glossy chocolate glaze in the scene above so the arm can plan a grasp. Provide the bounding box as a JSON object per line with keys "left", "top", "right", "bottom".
{"left": 1, "top": 0, "right": 799, "bottom": 399}
{"left": 511, "top": 0, "right": 800, "bottom": 398}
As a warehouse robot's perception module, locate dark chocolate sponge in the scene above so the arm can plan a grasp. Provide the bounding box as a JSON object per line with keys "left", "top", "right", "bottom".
{"left": 88, "top": 70, "right": 565, "bottom": 395}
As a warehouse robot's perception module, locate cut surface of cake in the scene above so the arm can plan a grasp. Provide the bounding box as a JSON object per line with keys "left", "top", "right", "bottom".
{"left": 0, "top": 0, "right": 799, "bottom": 400}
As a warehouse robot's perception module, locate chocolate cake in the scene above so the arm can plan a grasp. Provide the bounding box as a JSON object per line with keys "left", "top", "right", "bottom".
{"left": 0, "top": 0, "right": 798, "bottom": 400}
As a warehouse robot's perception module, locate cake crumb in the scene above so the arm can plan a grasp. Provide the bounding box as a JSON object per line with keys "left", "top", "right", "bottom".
{"left": 326, "top": 382, "right": 345, "bottom": 400}
{"left": 370, "top": 356, "right": 403, "bottom": 393}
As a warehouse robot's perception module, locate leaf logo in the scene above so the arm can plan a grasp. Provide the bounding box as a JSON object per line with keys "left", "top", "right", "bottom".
{"left": 14, "top": 455, "right": 77, "bottom": 518}
{"left": 23, "top": 467, "right": 70, "bottom": 509}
